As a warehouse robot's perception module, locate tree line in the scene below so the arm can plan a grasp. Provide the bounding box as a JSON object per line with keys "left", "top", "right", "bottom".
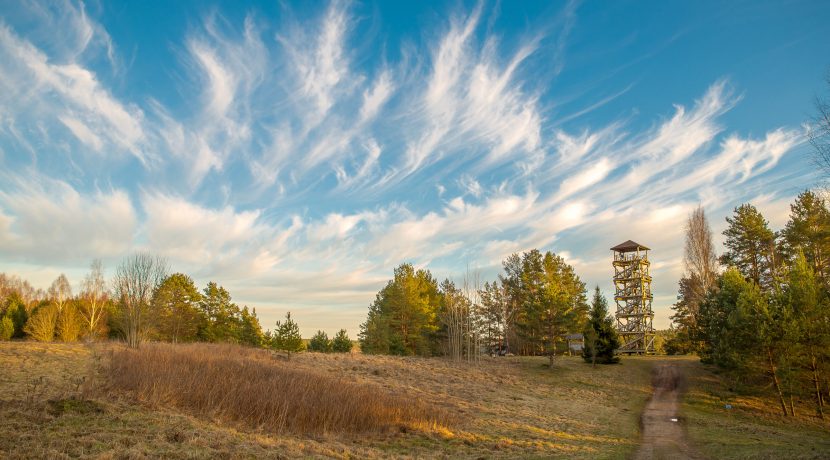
{"left": 0, "top": 254, "right": 353, "bottom": 355}
{"left": 359, "top": 249, "right": 620, "bottom": 366}
{"left": 668, "top": 191, "right": 830, "bottom": 419}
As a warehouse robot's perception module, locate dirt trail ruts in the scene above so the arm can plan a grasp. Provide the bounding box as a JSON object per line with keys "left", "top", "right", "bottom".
{"left": 633, "top": 362, "right": 703, "bottom": 460}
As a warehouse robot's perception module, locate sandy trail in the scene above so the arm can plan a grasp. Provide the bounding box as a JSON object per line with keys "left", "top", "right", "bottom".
{"left": 633, "top": 362, "right": 702, "bottom": 460}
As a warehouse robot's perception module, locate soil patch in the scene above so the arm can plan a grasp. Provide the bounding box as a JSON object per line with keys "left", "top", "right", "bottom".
{"left": 634, "top": 363, "right": 703, "bottom": 460}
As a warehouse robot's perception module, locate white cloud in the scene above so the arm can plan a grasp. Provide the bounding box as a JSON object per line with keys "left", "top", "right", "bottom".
{"left": 59, "top": 115, "right": 104, "bottom": 151}
{"left": 141, "top": 192, "right": 266, "bottom": 266}
{"left": 360, "top": 71, "right": 394, "bottom": 123}
{"left": 0, "top": 2, "right": 815, "bottom": 335}
{"left": 0, "top": 175, "right": 136, "bottom": 260}
{"left": 0, "top": 22, "right": 146, "bottom": 161}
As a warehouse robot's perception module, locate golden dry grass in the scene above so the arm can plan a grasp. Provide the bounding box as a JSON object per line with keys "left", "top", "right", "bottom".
{"left": 4, "top": 342, "right": 827, "bottom": 459}
{"left": 107, "top": 343, "right": 454, "bottom": 435}
{"left": 0, "top": 342, "right": 658, "bottom": 459}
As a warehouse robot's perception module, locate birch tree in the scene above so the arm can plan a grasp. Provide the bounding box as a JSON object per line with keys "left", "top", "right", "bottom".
{"left": 79, "top": 260, "right": 109, "bottom": 339}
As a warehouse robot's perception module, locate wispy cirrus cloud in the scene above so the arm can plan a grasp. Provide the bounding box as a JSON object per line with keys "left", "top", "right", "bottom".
{"left": 0, "top": 0, "right": 816, "bottom": 335}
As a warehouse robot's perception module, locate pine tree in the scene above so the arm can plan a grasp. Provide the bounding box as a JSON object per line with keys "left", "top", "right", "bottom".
{"left": 359, "top": 299, "right": 390, "bottom": 354}
{"left": 781, "top": 190, "right": 830, "bottom": 284}
{"left": 582, "top": 287, "right": 620, "bottom": 365}
{"left": 698, "top": 269, "right": 746, "bottom": 367}
{"left": 3, "top": 293, "right": 28, "bottom": 339}
{"left": 517, "top": 250, "right": 588, "bottom": 367}
{"left": 272, "top": 312, "right": 304, "bottom": 359}
{"left": 239, "top": 307, "right": 265, "bottom": 347}
{"left": 332, "top": 329, "right": 353, "bottom": 352}
{"left": 782, "top": 251, "right": 828, "bottom": 419}
{"left": 152, "top": 273, "right": 204, "bottom": 343}
{"left": 358, "top": 264, "right": 441, "bottom": 356}
{"left": 198, "top": 282, "right": 241, "bottom": 343}
{"left": 720, "top": 204, "right": 777, "bottom": 289}
{"left": 309, "top": 330, "right": 331, "bottom": 352}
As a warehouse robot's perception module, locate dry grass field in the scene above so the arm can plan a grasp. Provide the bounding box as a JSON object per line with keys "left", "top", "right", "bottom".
{"left": 1, "top": 342, "right": 827, "bottom": 459}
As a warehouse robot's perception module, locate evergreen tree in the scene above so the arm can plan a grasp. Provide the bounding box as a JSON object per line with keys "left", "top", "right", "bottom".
{"left": 517, "top": 250, "right": 588, "bottom": 367}
{"left": 308, "top": 330, "right": 331, "bottom": 352}
{"left": 668, "top": 276, "right": 703, "bottom": 354}
{"left": 698, "top": 269, "right": 746, "bottom": 367}
{"left": 332, "top": 329, "right": 352, "bottom": 352}
{"left": 499, "top": 253, "right": 523, "bottom": 354}
{"left": 3, "top": 293, "right": 28, "bottom": 338}
{"left": 781, "top": 190, "right": 830, "bottom": 284}
{"left": 782, "top": 251, "right": 828, "bottom": 419}
{"left": 358, "top": 264, "right": 441, "bottom": 356}
{"left": 359, "top": 299, "right": 390, "bottom": 354}
{"left": 238, "top": 306, "right": 265, "bottom": 347}
{"left": 272, "top": 311, "right": 304, "bottom": 358}
{"left": 582, "top": 287, "right": 620, "bottom": 365}
{"left": 720, "top": 204, "right": 777, "bottom": 289}
{"left": 198, "top": 282, "right": 242, "bottom": 343}
{"left": 478, "top": 280, "right": 507, "bottom": 352}
{"left": 152, "top": 273, "right": 204, "bottom": 343}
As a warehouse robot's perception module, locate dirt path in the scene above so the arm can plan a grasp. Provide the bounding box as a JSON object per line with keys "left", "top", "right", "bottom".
{"left": 633, "top": 362, "right": 702, "bottom": 460}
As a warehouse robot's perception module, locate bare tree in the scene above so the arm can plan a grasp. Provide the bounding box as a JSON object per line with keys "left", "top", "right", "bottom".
{"left": 440, "top": 266, "right": 483, "bottom": 363}
{"left": 79, "top": 260, "right": 109, "bottom": 339}
{"left": 48, "top": 274, "right": 72, "bottom": 312}
{"left": 685, "top": 206, "right": 719, "bottom": 295}
{"left": 671, "top": 206, "right": 720, "bottom": 353}
{"left": 112, "top": 253, "right": 168, "bottom": 348}
{"left": 810, "top": 76, "right": 830, "bottom": 182}
{"left": 462, "top": 266, "right": 482, "bottom": 364}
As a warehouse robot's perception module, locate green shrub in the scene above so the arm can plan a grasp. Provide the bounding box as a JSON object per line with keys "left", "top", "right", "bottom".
{"left": 332, "top": 329, "right": 353, "bottom": 352}
{"left": 308, "top": 330, "right": 331, "bottom": 352}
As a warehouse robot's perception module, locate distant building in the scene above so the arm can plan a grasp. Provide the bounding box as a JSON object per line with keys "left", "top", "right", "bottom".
{"left": 565, "top": 333, "right": 584, "bottom": 355}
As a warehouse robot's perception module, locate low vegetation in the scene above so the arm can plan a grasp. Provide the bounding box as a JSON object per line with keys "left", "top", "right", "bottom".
{"left": 2, "top": 341, "right": 659, "bottom": 459}
{"left": 680, "top": 358, "right": 830, "bottom": 459}
{"left": 106, "top": 342, "right": 453, "bottom": 434}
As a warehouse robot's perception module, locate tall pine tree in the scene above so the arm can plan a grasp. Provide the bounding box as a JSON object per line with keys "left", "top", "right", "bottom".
{"left": 720, "top": 204, "right": 777, "bottom": 289}
{"left": 781, "top": 190, "right": 830, "bottom": 285}
{"left": 359, "top": 264, "right": 441, "bottom": 356}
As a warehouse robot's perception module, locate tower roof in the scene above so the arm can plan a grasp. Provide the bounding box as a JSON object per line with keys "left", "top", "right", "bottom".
{"left": 610, "top": 240, "right": 650, "bottom": 252}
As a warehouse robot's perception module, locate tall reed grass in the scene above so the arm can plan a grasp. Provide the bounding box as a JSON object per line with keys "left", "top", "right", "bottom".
{"left": 107, "top": 343, "right": 453, "bottom": 434}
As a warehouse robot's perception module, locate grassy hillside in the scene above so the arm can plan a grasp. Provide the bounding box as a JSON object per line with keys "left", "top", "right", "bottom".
{"left": 679, "top": 359, "right": 830, "bottom": 459}
{"left": 1, "top": 342, "right": 827, "bottom": 459}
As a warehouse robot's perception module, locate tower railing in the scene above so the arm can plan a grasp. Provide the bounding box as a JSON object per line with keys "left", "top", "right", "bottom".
{"left": 612, "top": 244, "right": 655, "bottom": 354}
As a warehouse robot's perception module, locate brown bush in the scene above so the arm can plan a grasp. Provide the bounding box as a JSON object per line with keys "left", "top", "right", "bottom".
{"left": 106, "top": 342, "right": 454, "bottom": 434}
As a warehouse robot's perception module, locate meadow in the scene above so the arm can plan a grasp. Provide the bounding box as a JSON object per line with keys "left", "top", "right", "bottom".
{"left": 0, "top": 342, "right": 828, "bottom": 459}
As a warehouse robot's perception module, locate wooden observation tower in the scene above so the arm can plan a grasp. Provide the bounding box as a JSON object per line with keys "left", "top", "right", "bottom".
{"left": 611, "top": 240, "right": 655, "bottom": 354}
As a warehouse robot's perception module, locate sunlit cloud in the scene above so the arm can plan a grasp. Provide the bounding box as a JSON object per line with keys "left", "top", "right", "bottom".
{"left": 0, "top": 0, "right": 817, "bottom": 334}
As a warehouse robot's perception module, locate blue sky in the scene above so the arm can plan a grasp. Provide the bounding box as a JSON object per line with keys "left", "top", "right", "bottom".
{"left": 1, "top": 0, "right": 828, "bottom": 336}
